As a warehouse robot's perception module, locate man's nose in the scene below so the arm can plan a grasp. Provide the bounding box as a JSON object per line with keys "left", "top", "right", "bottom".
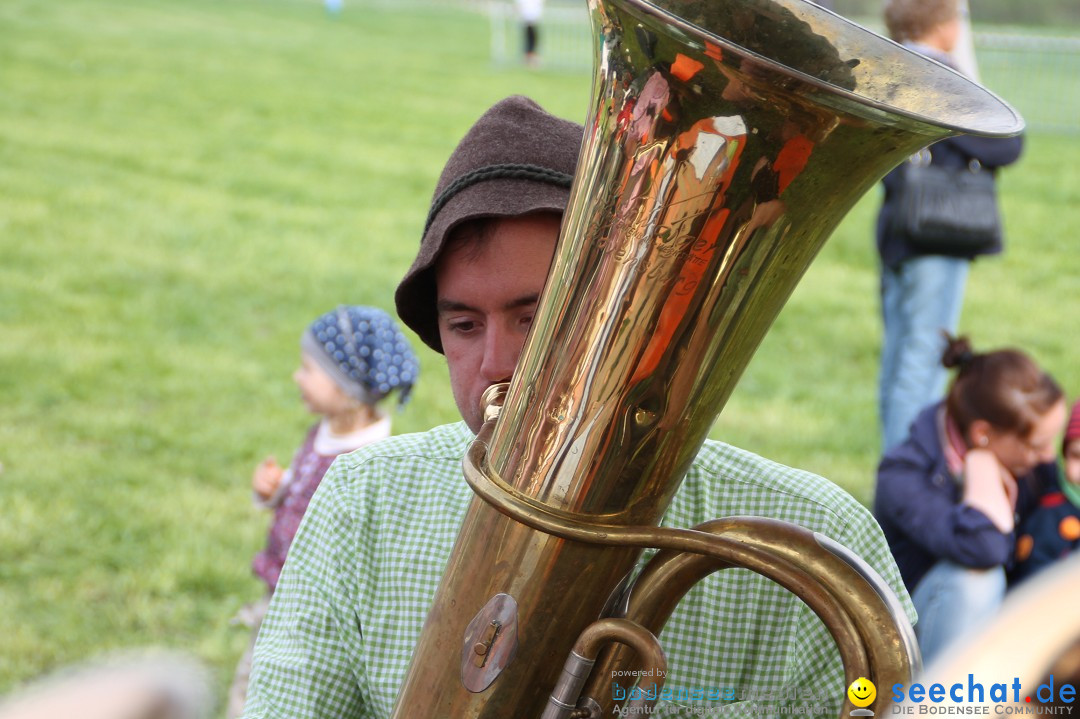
{"left": 479, "top": 324, "right": 522, "bottom": 383}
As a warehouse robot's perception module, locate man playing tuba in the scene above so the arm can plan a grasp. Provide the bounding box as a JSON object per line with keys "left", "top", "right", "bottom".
{"left": 240, "top": 96, "right": 914, "bottom": 719}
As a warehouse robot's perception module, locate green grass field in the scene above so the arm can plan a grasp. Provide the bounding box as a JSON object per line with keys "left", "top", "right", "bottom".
{"left": 1, "top": 0, "right": 1078, "bottom": 710}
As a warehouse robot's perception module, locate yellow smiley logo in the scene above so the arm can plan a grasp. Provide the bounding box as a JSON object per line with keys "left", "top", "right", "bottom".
{"left": 847, "top": 677, "right": 877, "bottom": 708}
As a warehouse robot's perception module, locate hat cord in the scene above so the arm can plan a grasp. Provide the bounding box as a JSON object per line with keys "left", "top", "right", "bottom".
{"left": 423, "top": 163, "right": 574, "bottom": 236}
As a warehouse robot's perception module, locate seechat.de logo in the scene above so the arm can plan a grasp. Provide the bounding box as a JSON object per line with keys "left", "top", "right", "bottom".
{"left": 890, "top": 675, "right": 1077, "bottom": 714}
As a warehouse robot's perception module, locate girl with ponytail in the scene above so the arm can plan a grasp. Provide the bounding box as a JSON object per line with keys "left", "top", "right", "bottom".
{"left": 873, "top": 335, "right": 1067, "bottom": 663}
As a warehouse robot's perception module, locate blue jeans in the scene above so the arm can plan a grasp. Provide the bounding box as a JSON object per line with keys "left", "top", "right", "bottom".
{"left": 911, "top": 561, "right": 1005, "bottom": 666}
{"left": 879, "top": 256, "right": 970, "bottom": 452}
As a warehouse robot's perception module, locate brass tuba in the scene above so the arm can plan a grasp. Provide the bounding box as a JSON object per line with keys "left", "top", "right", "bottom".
{"left": 392, "top": 0, "right": 1023, "bottom": 717}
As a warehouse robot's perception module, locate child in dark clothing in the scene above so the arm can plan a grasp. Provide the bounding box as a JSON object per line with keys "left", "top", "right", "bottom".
{"left": 228, "top": 305, "right": 419, "bottom": 718}
{"left": 1012, "top": 400, "right": 1080, "bottom": 584}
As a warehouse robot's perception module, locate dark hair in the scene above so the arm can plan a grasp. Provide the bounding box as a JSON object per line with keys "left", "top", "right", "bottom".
{"left": 442, "top": 216, "right": 499, "bottom": 264}
{"left": 943, "top": 335, "right": 1064, "bottom": 442}
{"left": 884, "top": 0, "right": 959, "bottom": 44}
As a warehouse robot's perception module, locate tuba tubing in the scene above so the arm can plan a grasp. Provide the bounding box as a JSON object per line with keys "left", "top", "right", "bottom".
{"left": 391, "top": 0, "right": 1023, "bottom": 717}
{"left": 576, "top": 521, "right": 920, "bottom": 715}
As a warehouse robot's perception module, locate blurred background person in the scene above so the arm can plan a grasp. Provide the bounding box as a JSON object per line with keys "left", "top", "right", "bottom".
{"left": 517, "top": 0, "right": 544, "bottom": 68}
{"left": 876, "top": 0, "right": 1024, "bottom": 452}
{"left": 0, "top": 651, "right": 212, "bottom": 719}
{"left": 229, "top": 306, "right": 418, "bottom": 718}
{"left": 874, "top": 335, "right": 1066, "bottom": 663}
{"left": 1011, "top": 399, "right": 1080, "bottom": 584}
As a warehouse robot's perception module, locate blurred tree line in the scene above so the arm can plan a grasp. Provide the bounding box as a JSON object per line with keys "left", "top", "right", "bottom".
{"left": 826, "top": 0, "right": 1080, "bottom": 26}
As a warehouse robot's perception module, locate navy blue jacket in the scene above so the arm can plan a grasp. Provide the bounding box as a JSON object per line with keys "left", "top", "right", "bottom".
{"left": 875, "top": 46, "right": 1025, "bottom": 270}
{"left": 1010, "top": 489, "right": 1080, "bottom": 585}
{"left": 873, "top": 403, "right": 1054, "bottom": 591}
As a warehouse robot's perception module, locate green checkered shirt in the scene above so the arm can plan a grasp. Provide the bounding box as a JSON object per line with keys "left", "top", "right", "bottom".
{"left": 243, "top": 421, "right": 914, "bottom": 718}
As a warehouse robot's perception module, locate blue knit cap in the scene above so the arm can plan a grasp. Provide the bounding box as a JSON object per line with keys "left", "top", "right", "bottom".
{"left": 301, "top": 306, "right": 419, "bottom": 407}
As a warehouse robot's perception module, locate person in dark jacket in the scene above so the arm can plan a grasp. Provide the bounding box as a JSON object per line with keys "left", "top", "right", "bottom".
{"left": 874, "top": 335, "right": 1066, "bottom": 664}
{"left": 877, "top": 0, "right": 1025, "bottom": 452}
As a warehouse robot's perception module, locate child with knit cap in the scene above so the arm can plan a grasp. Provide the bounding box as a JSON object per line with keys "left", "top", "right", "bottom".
{"left": 228, "top": 305, "right": 419, "bottom": 718}
{"left": 1012, "top": 399, "right": 1080, "bottom": 585}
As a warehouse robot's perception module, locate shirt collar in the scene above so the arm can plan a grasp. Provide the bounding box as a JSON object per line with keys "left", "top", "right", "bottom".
{"left": 314, "top": 413, "right": 391, "bottom": 456}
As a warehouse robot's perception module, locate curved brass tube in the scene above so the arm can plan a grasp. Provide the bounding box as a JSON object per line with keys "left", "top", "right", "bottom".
{"left": 542, "top": 618, "right": 667, "bottom": 719}
{"left": 577, "top": 522, "right": 921, "bottom": 715}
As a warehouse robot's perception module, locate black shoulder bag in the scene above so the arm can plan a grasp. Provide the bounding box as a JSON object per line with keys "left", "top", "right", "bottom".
{"left": 893, "top": 148, "right": 1002, "bottom": 255}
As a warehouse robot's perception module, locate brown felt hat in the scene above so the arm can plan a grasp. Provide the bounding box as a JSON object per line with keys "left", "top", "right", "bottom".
{"left": 395, "top": 95, "right": 584, "bottom": 353}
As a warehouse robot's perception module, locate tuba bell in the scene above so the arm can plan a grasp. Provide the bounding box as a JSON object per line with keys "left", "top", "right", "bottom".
{"left": 919, "top": 554, "right": 1080, "bottom": 710}
{"left": 392, "top": 0, "right": 1023, "bottom": 717}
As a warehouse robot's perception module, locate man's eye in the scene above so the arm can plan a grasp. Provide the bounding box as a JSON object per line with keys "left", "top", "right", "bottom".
{"left": 448, "top": 319, "right": 478, "bottom": 334}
